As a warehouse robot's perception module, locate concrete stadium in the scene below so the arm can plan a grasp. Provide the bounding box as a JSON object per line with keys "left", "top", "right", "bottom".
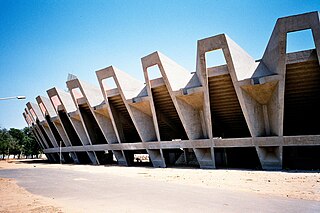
{"left": 23, "top": 11, "right": 320, "bottom": 170}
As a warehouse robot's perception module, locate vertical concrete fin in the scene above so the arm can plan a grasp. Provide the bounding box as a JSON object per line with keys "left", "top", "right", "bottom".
{"left": 175, "top": 97, "right": 204, "bottom": 139}
{"left": 141, "top": 54, "right": 162, "bottom": 141}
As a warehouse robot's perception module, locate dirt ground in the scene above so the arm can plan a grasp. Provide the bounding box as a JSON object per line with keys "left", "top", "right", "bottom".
{"left": 0, "top": 159, "right": 319, "bottom": 212}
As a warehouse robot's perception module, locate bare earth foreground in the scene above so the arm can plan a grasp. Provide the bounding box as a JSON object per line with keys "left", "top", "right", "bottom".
{"left": 0, "top": 160, "right": 319, "bottom": 212}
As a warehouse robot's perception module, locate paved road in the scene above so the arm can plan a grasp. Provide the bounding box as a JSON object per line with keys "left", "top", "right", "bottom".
{"left": 0, "top": 167, "right": 319, "bottom": 213}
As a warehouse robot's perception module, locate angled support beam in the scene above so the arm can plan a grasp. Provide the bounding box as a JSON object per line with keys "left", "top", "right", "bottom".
{"left": 142, "top": 52, "right": 210, "bottom": 167}
{"left": 26, "top": 102, "right": 59, "bottom": 148}
{"left": 196, "top": 34, "right": 257, "bottom": 168}
{"left": 96, "top": 66, "right": 162, "bottom": 166}
{"left": 22, "top": 112, "right": 47, "bottom": 153}
{"left": 47, "top": 87, "right": 98, "bottom": 165}
{"left": 197, "top": 34, "right": 257, "bottom": 136}
{"left": 36, "top": 95, "right": 79, "bottom": 163}
{"left": 257, "top": 11, "right": 320, "bottom": 137}
{"left": 25, "top": 106, "right": 58, "bottom": 162}
{"left": 142, "top": 51, "right": 206, "bottom": 140}
{"left": 24, "top": 109, "right": 47, "bottom": 150}
{"left": 66, "top": 78, "right": 125, "bottom": 165}
{"left": 252, "top": 11, "right": 320, "bottom": 170}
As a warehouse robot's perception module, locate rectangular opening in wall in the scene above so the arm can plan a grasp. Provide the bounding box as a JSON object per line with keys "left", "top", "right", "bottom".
{"left": 76, "top": 151, "right": 92, "bottom": 164}
{"left": 78, "top": 104, "right": 107, "bottom": 145}
{"left": 286, "top": 29, "right": 315, "bottom": 53}
{"left": 58, "top": 110, "right": 83, "bottom": 146}
{"left": 124, "top": 150, "right": 152, "bottom": 167}
{"left": 108, "top": 94, "right": 142, "bottom": 143}
{"left": 214, "top": 147, "right": 261, "bottom": 169}
{"left": 72, "top": 88, "right": 83, "bottom": 100}
{"left": 133, "top": 154, "right": 150, "bottom": 163}
{"left": 205, "top": 49, "right": 226, "bottom": 68}
{"left": 102, "top": 77, "right": 117, "bottom": 91}
{"left": 147, "top": 64, "right": 162, "bottom": 80}
{"left": 162, "top": 148, "right": 199, "bottom": 167}
{"left": 284, "top": 59, "right": 320, "bottom": 135}
{"left": 62, "top": 152, "right": 73, "bottom": 163}
{"left": 39, "top": 102, "right": 47, "bottom": 116}
{"left": 25, "top": 114, "right": 32, "bottom": 125}
{"left": 29, "top": 108, "right": 37, "bottom": 121}
{"left": 209, "top": 73, "right": 251, "bottom": 138}
{"left": 51, "top": 95, "right": 61, "bottom": 111}
{"left": 151, "top": 85, "right": 188, "bottom": 141}
{"left": 283, "top": 146, "right": 320, "bottom": 170}
{"left": 45, "top": 114, "right": 64, "bottom": 147}
{"left": 95, "top": 151, "right": 116, "bottom": 164}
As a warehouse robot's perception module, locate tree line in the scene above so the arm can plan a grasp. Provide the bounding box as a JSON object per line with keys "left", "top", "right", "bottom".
{"left": 0, "top": 127, "right": 41, "bottom": 159}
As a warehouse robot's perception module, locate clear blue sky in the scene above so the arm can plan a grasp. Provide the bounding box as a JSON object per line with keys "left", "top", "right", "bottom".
{"left": 0, "top": 0, "right": 319, "bottom": 129}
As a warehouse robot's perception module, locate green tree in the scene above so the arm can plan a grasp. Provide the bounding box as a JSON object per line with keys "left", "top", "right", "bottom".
{"left": 0, "top": 127, "right": 41, "bottom": 159}
{"left": 9, "top": 128, "right": 25, "bottom": 158}
{"left": 0, "top": 128, "right": 10, "bottom": 159}
{"left": 22, "top": 127, "right": 41, "bottom": 158}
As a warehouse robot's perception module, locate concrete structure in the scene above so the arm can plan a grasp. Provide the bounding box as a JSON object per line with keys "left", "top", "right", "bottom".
{"left": 23, "top": 12, "right": 320, "bottom": 170}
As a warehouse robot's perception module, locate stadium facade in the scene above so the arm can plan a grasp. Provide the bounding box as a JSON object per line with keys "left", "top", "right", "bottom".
{"left": 23, "top": 12, "right": 320, "bottom": 170}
